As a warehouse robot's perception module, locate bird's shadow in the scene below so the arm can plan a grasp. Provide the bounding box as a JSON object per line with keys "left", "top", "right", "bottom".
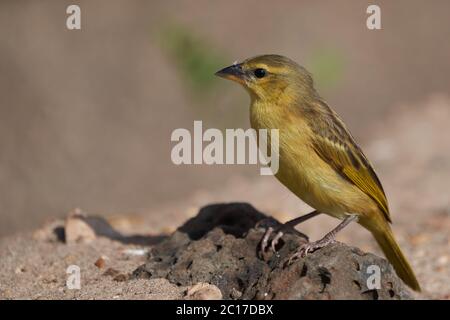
{"left": 177, "top": 202, "right": 271, "bottom": 240}
{"left": 53, "top": 202, "right": 286, "bottom": 247}
{"left": 53, "top": 216, "right": 166, "bottom": 246}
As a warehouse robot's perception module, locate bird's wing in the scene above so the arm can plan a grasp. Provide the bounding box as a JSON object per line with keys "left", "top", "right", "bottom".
{"left": 306, "top": 100, "right": 391, "bottom": 222}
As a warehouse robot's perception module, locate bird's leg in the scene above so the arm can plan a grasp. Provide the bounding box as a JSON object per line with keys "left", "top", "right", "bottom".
{"left": 260, "top": 210, "right": 321, "bottom": 254}
{"left": 288, "top": 214, "right": 358, "bottom": 264}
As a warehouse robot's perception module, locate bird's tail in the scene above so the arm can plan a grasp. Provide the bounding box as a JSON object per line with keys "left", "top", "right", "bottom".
{"left": 371, "top": 221, "right": 421, "bottom": 292}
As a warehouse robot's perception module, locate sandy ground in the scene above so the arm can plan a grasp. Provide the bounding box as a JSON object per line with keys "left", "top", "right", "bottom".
{"left": 0, "top": 95, "right": 449, "bottom": 300}
{"left": 0, "top": 235, "right": 183, "bottom": 300}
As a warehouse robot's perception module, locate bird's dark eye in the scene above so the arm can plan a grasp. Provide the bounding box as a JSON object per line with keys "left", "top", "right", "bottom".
{"left": 254, "top": 68, "right": 266, "bottom": 78}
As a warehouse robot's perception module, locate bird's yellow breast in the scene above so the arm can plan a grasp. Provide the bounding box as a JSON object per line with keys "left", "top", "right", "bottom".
{"left": 250, "top": 100, "right": 376, "bottom": 219}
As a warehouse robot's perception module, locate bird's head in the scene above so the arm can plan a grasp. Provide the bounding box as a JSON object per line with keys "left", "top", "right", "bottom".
{"left": 215, "top": 54, "right": 317, "bottom": 102}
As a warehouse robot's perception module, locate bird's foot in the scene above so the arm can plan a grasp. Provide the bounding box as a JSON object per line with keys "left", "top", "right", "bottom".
{"left": 257, "top": 218, "right": 311, "bottom": 260}
{"left": 260, "top": 227, "right": 284, "bottom": 254}
{"left": 288, "top": 235, "right": 336, "bottom": 264}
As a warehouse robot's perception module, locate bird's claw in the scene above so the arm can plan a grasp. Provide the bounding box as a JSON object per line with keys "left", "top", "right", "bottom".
{"left": 270, "top": 230, "right": 284, "bottom": 252}
{"left": 260, "top": 226, "right": 274, "bottom": 254}
{"left": 288, "top": 237, "right": 336, "bottom": 264}
{"left": 259, "top": 227, "right": 284, "bottom": 258}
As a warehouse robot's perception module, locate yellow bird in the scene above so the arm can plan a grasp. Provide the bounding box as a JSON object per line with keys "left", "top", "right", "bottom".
{"left": 215, "top": 54, "right": 420, "bottom": 291}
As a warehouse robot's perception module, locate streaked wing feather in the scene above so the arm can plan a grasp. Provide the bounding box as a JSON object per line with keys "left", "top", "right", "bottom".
{"left": 307, "top": 101, "right": 391, "bottom": 222}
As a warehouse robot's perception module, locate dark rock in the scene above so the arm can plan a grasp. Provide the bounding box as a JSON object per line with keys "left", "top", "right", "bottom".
{"left": 133, "top": 203, "right": 412, "bottom": 300}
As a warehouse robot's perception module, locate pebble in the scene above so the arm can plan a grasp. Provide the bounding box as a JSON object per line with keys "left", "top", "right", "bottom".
{"left": 184, "top": 282, "right": 222, "bottom": 300}
{"left": 94, "top": 256, "right": 109, "bottom": 269}
{"left": 65, "top": 208, "right": 96, "bottom": 244}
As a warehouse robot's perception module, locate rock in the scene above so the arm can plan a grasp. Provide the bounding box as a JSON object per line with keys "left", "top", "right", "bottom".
{"left": 133, "top": 203, "right": 412, "bottom": 300}
{"left": 64, "top": 208, "right": 96, "bottom": 244}
{"left": 185, "top": 282, "right": 223, "bottom": 300}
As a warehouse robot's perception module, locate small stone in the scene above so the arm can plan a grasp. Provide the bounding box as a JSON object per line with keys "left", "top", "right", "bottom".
{"left": 122, "top": 249, "right": 148, "bottom": 257}
{"left": 94, "top": 256, "right": 108, "bottom": 269}
{"left": 185, "top": 283, "right": 223, "bottom": 300}
{"left": 230, "top": 288, "right": 242, "bottom": 299}
{"left": 65, "top": 208, "right": 96, "bottom": 244}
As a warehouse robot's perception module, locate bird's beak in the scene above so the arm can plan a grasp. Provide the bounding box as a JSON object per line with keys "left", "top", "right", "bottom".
{"left": 215, "top": 63, "right": 246, "bottom": 85}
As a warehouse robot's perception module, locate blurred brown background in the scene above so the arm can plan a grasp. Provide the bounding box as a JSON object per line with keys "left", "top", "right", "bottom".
{"left": 1, "top": 0, "right": 449, "bottom": 237}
